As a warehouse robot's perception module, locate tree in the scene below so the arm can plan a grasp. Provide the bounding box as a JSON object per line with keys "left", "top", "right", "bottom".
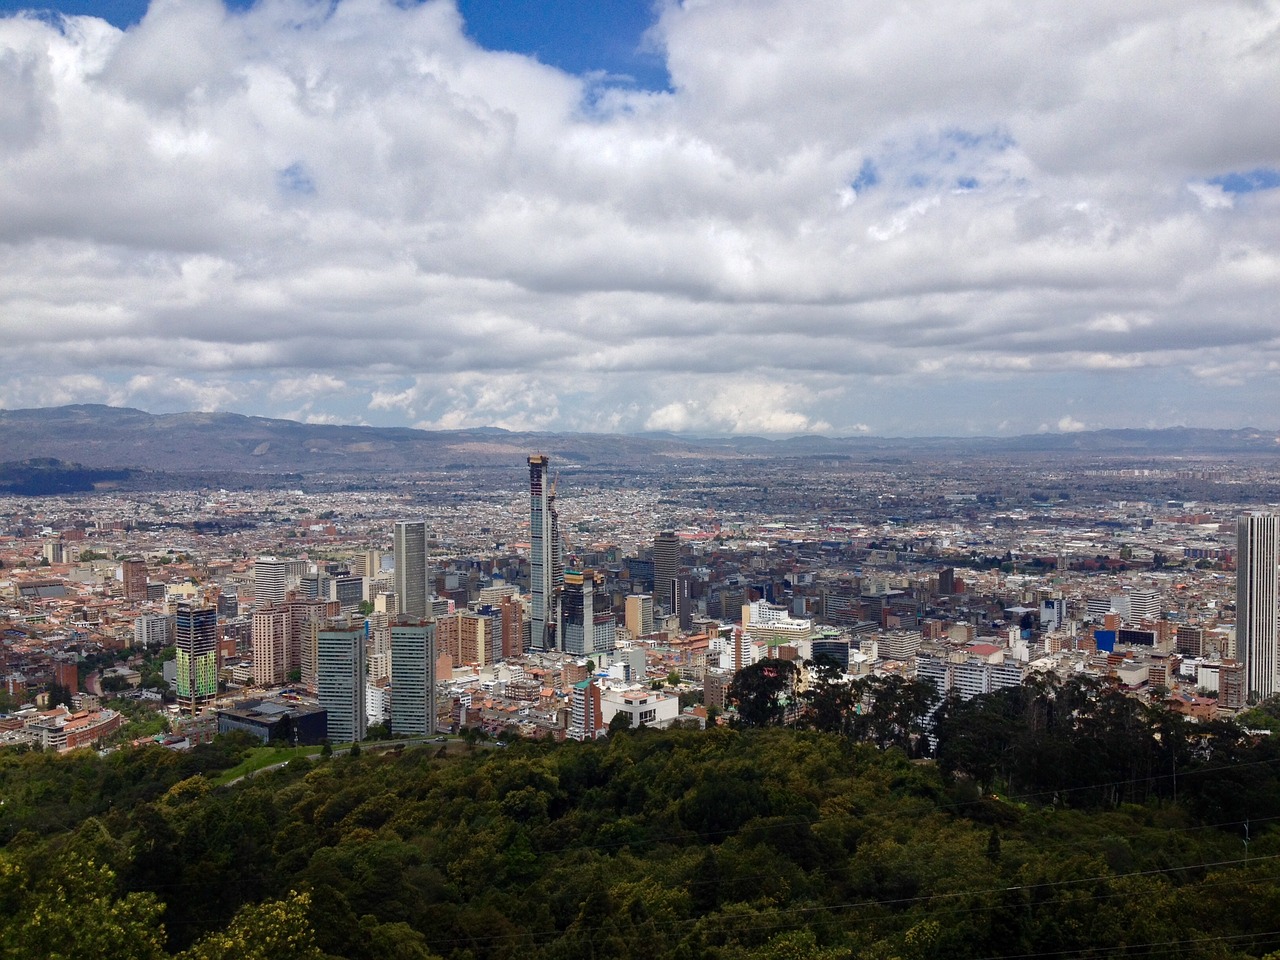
{"left": 801, "top": 655, "right": 855, "bottom": 735}
{"left": 0, "top": 855, "right": 168, "bottom": 960}
{"left": 859, "top": 675, "right": 938, "bottom": 753}
{"left": 178, "top": 891, "right": 324, "bottom": 960}
{"left": 728, "top": 659, "right": 799, "bottom": 727}
{"left": 608, "top": 712, "right": 633, "bottom": 735}
{"left": 47, "top": 682, "right": 75, "bottom": 710}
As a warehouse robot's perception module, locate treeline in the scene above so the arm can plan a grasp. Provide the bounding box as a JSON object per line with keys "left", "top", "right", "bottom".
{"left": 733, "top": 658, "right": 1280, "bottom": 818}
{"left": 4, "top": 709, "right": 1280, "bottom": 959}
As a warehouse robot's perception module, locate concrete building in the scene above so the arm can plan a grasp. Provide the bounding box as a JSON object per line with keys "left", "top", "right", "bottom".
{"left": 393, "top": 520, "right": 430, "bottom": 620}
{"left": 625, "top": 593, "right": 654, "bottom": 639}
{"left": 254, "top": 557, "right": 299, "bottom": 608}
{"left": 1237, "top": 514, "right": 1279, "bottom": 702}
{"left": 133, "top": 612, "right": 172, "bottom": 649}
{"left": 1128, "top": 589, "right": 1162, "bottom": 623}
{"left": 653, "top": 531, "right": 680, "bottom": 614}
{"left": 562, "top": 570, "right": 616, "bottom": 657}
{"left": 175, "top": 602, "right": 218, "bottom": 715}
{"left": 317, "top": 622, "right": 366, "bottom": 743}
{"left": 121, "top": 557, "right": 148, "bottom": 602}
{"left": 600, "top": 686, "right": 680, "bottom": 730}
{"left": 217, "top": 698, "right": 327, "bottom": 745}
{"left": 528, "top": 455, "right": 563, "bottom": 651}
{"left": 390, "top": 619, "right": 436, "bottom": 736}
{"left": 567, "top": 678, "right": 603, "bottom": 740}
{"left": 252, "top": 607, "right": 290, "bottom": 686}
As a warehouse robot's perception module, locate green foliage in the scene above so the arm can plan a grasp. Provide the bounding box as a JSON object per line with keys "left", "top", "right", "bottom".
{"left": 177, "top": 891, "right": 323, "bottom": 960}
{"left": 728, "top": 658, "right": 799, "bottom": 727}
{"left": 0, "top": 854, "right": 167, "bottom": 960}
{"left": 6, "top": 711, "right": 1280, "bottom": 960}
{"left": 47, "top": 682, "right": 75, "bottom": 710}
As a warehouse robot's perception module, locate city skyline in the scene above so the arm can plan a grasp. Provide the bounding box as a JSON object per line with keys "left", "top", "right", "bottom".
{"left": 1, "top": 0, "right": 1278, "bottom": 437}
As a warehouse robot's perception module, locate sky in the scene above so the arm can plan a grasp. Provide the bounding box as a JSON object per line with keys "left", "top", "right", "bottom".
{"left": 0, "top": 0, "right": 1278, "bottom": 438}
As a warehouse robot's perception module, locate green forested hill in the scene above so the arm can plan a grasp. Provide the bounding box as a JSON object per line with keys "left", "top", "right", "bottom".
{"left": 3, "top": 719, "right": 1280, "bottom": 960}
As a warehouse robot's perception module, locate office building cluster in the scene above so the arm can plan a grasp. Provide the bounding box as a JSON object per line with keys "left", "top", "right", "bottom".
{"left": 1, "top": 452, "right": 1278, "bottom": 751}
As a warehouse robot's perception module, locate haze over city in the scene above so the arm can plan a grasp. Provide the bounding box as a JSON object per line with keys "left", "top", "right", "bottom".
{"left": 2, "top": 0, "right": 1278, "bottom": 436}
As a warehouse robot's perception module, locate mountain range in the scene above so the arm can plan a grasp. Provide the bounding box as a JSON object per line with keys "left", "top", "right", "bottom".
{"left": 0, "top": 404, "right": 1277, "bottom": 477}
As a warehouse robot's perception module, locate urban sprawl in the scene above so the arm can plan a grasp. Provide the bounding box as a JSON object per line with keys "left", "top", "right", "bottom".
{"left": 2, "top": 451, "right": 1278, "bottom": 753}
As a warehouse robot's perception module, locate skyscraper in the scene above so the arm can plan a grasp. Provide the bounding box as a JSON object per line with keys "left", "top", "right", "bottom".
{"left": 654, "top": 531, "right": 680, "bottom": 614}
{"left": 254, "top": 557, "right": 294, "bottom": 607}
{"left": 625, "top": 593, "right": 654, "bottom": 639}
{"left": 175, "top": 602, "right": 218, "bottom": 715}
{"left": 252, "top": 606, "right": 289, "bottom": 686}
{"left": 393, "top": 520, "right": 430, "bottom": 619}
{"left": 672, "top": 574, "right": 693, "bottom": 632}
{"left": 529, "top": 455, "right": 563, "bottom": 651}
{"left": 390, "top": 619, "right": 435, "bottom": 736}
{"left": 1237, "top": 513, "right": 1279, "bottom": 702}
{"left": 562, "top": 569, "right": 615, "bottom": 657}
{"left": 317, "top": 621, "right": 367, "bottom": 743}
{"left": 121, "top": 557, "right": 148, "bottom": 602}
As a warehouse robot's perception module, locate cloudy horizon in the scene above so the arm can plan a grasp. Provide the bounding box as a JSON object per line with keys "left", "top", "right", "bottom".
{"left": 1, "top": 0, "right": 1278, "bottom": 437}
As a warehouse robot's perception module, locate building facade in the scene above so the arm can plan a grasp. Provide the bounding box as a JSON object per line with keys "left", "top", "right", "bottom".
{"left": 1237, "top": 514, "right": 1279, "bottom": 702}
{"left": 317, "top": 622, "right": 367, "bottom": 743}
{"left": 653, "top": 531, "right": 680, "bottom": 614}
{"left": 175, "top": 602, "right": 218, "bottom": 714}
{"left": 393, "top": 520, "right": 430, "bottom": 620}
{"left": 390, "top": 619, "right": 436, "bottom": 736}
{"left": 529, "top": 455, "right": 563, "bottom": 651}
{"left": 562, "top": 570, "right": 616, "bottom": 657}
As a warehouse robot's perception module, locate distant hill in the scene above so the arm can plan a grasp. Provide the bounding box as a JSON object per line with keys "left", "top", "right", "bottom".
{"left": 0, "top": 404, "right": 1276, "bottom": 476}
{"left": 0, "top": 458, "right": 136, "bottom": 495}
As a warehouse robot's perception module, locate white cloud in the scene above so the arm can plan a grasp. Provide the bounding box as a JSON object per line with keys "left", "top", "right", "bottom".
{"left": 0, "top": 0, "right": 1278, "bottom": 436}
{"left": 1057, "top": 415, "right": 1087, "bottom": 433}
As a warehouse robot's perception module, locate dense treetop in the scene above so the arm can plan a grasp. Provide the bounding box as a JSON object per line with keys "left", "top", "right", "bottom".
{"left": 4, "top": 678, "right": 1280, "bottom": 959}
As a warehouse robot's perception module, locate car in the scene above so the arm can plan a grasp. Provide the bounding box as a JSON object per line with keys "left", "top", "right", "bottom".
{"left": 434, "top": 736, "right": 446, "bottom": 742}
{"left": 494, "top": 741, "right": 507, "bottom": 748}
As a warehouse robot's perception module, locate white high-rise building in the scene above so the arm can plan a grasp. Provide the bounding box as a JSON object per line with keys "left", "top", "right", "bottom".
{"left": 317, "top": 622, "right": 367, "bottom": 743}
{"left": 393, "top": 521, "right": 429, "bottom": 620}
{"left": 390, "top": 620, "right": 436, "bottom": 736}
{"left": 1128, "top": 590, "right": 1162, "bottom": 624}
{"left": 1237, "top": 514, "right": 1279, "bottom": 702}
{"left": 254, "top": 557, "right": 294, "bottom": 607}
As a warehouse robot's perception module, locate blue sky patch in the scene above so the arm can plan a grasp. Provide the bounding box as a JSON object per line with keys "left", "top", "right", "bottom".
{"left": 851, "top": 158, "right": 879, "bottom": 193}
{"left": 0, "top": 0, "right": 672, "bottom": 91}
{"left": 1208, "top": 168, "right": 1280, "bottom": 194}
{"left": 456, "top": 0, "right": 669, "bottom": 91}
{"left": 277, "top": 162, "right": 315, "bottom": 195}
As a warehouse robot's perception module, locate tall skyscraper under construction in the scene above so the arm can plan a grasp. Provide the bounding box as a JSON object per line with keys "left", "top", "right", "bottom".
{"left": 529, "top": 454, "right": 563, "bottom": 651}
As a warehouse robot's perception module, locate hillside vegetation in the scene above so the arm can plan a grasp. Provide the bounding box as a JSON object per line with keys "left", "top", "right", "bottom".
{"left": 3, "top": 682, "right": 1280, "bottom": 959}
